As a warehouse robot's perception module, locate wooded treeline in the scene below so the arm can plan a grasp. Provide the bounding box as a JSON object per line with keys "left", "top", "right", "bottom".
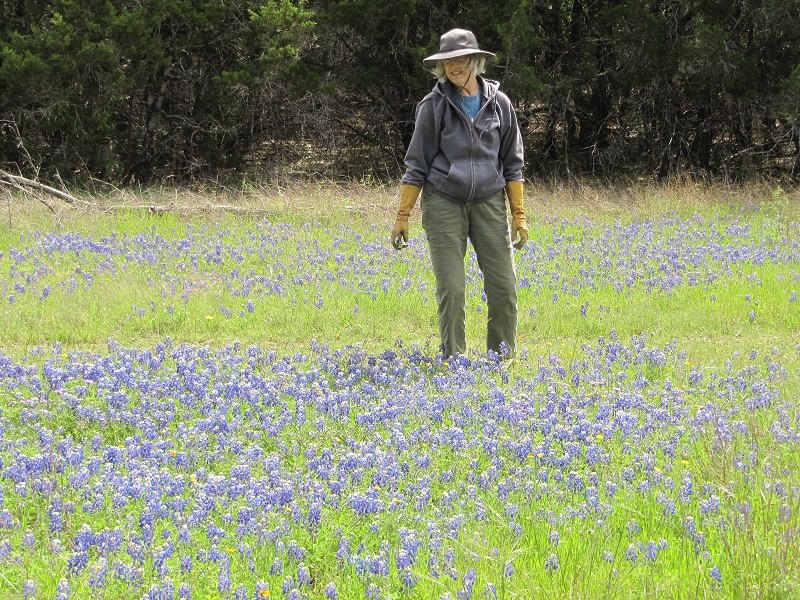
{"left": 1, "top": 0, "right": 799, "bottom": 185}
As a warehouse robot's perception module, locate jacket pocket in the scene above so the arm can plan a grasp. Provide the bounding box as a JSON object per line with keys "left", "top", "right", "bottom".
{"left": 443, "top": 160, "right": 472, "bottom": 198}
{"left": 442, "top": 160, "right": 504, "bottom": 200}
{"left": 473, "top": 160, "right": 505, "bottom": 192}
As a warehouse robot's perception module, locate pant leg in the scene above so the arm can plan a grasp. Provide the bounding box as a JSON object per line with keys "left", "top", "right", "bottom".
{"left": 468, "top": 191, "right": 518, "bottom": 356}
{"left": 421, "top": 188, "right": 469, "bottom": 357}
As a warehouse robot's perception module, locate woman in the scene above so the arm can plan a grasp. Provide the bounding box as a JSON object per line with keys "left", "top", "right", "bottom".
{"left": 391, "top": 28, "right": 528, "bottom": 358}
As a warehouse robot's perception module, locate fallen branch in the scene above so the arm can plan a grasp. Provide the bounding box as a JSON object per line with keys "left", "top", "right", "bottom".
{"left": 92, "top": 203, "right": 371, "bottom": 216}
{"left": 0, "top": 169, "right": 77, "bottom": 204}
{"left": 0, "top": 173, "right": 55, "bottom": 212}
{"left": 96, "top": 204, "right": 276, "bottom": 216}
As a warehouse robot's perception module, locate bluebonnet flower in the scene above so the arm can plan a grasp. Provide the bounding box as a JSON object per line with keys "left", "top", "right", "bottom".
{"left": 48, "top": 497, "right": 63, "bottom": 532}
{"left": 21, "top": 531, "right": 34, "bottom": 548}
{"left": 504, "top": 560, "right": 514, "bottom": 578}
{"left": 180, "top": 555, "right": 193, "bottom": 573}
{"left": 710, "top": 565, "right": 722, "bottom": 583}
{"left": 642, "top": 540, "right": 664, "bottom": 562}
{"left": 679, "top": 476, "right": 693, "bottom": 503}
{"left": 544, "top": 553, "right": 560, "bottom": 571}
{"left": 308, "top": 502, "right": 322, "bottom": 528}
{"left": 458, "top": 568, "right": 477, "bottom": 598}
{"left": 566, "top": 471, "right": 585, "bottom": 492}
{"left": 624, "top": 544, "right": 638, "bottom": 563}
{"left": 401, "top": 568, "right": 418, "bottom": 589}
{"left": 270, "top": 557, "right": 283, "bottom": 575}
{"left": 369, "top": 554, "right": 390, "bottom": 576}
{"left": 335, "top": 536, "right": 351, "bottom": 563}
{"left": 779, "top": 504, "right": 791, "bottom": 522}
{"left": 396, "top": 549, "right": 414, "bottom": 570}
{"left": 620, "top": 467, "right": 635, "bottom": 483}
{"left": 549, "top": 530, "right": 560, "bottom": 546}
{"left": 0, "top": 510, "right": 15, "bottom": 529}
{"left": 700, "top": 495, "right": 720, "bottom": 515}
{"left": 585, "top": 444, "right": 607, "bottom": 465}
{"left": 218, "top": 557, "right": 232, "bottom": 593}
{"left": 626, "top": 520, "right": 640, "bottom": 536}
{"left": 233, "top": 585, "right": 248, "bottom": 600}
{"left": 67, "top": 550, "right": 89, "bottom": 575}
{"left": 297, "top": 563, "right": 312, "bottom": 588}
{"left": 287, "top": 540, "right": 306, "bottom": 560}
{"left": 657, "top": 492, "right": 677, "bottom": 517}
{"left": 50, "top": 538, "right": 63, "bottom": 555}
{"left": 324, "top": 581, "right": 338, "bottom": 599}
{"left": 112, "top": 560, "right": 139, "bottom": 584}
{"left": 178, "top": 525, "right": 191, "bottom": 544}
{"left": 54, "top": 579, "right": 71, "bottom": 600}
{"left": 688, "top": 369, "right": 703, "bottom": 386}
{"left": 683, "top": 516, "right": 705, "bottom": 547}
{"left": 89, "top": 558, "right": 109, "bottom": 589}
{"left": 208, "top": 543, "right": 223, "bottom": 562}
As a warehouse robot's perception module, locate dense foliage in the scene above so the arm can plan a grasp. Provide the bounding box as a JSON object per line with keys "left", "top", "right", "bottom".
{"left": 1, "top": 0, "right": 799, "bottom": 183}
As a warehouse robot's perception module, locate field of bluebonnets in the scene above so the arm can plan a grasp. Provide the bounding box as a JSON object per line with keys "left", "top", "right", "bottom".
{"left": 0, "top": 182, "right": 798, "bottom": 599}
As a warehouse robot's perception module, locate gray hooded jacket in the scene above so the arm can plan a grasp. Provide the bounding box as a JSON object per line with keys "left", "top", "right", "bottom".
{"left": 401, "top": 76, "right": 524, "bottom": 203}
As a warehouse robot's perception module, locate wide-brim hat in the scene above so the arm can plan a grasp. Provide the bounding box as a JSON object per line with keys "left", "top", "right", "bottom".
{"left": 423, "top": 28, "right": 495, "bottom": 68}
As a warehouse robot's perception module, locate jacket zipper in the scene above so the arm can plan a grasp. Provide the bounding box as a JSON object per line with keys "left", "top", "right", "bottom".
{"left": 447, "top": 95, "right": 489, "bottom": 203}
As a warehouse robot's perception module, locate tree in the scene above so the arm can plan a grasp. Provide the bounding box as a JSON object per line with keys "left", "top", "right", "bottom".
{"left": 2, "top": 0, "right": 798, "bottom": 183}
{"left": 0, "top": 0, "right": 314, "bottom": 183}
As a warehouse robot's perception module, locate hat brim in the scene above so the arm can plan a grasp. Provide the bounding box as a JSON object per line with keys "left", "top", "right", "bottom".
{"left": 423, "top": 49, "right": 495, "bottom": 67}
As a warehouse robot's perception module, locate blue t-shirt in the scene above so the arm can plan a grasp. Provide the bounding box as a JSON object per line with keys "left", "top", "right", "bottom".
{"left": 459, "top": 93, "right": 481, "bottom": 120}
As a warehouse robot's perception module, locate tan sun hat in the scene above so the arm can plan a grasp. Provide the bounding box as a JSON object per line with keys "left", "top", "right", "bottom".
{"left": 422, "top": 28, "right": 495, "bottom": 68}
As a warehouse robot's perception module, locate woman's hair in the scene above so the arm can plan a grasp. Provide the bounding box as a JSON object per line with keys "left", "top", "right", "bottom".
{"left": 430, "top": 55, "right": 487, "bottom": 82}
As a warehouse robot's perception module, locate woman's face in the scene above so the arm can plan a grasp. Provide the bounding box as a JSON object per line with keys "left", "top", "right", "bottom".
{"left": 443, "top": 56, "right": 473, "bottom": 88}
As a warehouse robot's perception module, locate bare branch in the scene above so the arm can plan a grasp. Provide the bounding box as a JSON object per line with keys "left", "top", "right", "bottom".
{"left": 0, "top": 170, "right": 77, "bottom": 204}
{"left": 0, "top": 177, "right": 55, "bottom": 212}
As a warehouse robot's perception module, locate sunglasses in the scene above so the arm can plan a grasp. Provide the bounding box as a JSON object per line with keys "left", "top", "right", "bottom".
{"left": 442, "top": 56, "right": 471, "bottom": 67}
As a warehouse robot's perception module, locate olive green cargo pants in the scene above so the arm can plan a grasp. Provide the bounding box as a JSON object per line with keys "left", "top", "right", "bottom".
{"left": 421, "top": 186, "right": 518, "bottom": 358}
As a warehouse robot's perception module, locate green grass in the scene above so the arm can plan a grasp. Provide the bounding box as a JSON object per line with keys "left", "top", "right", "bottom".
{"left": 0, "top": 180, "right": 798, "bottom": 599}
{"left": 1, "top": 186, "right": 797, "bottom": 359}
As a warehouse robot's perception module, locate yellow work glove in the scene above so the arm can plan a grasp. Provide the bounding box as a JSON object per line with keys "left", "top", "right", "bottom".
{"left": 391, "top": 184, "right": 421, "bottom": 250}
{"left": 505, "top": 181, "right": 529, "bottom": 250}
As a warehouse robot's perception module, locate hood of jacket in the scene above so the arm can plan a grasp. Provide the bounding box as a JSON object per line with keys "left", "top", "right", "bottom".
{"left": 433, "top": 76, "right": 500, "bottom": 102}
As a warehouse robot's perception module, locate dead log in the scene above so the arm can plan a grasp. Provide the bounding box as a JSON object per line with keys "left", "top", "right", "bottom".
{"left": 0, "top": 170, "right": 77, "bottom": 204}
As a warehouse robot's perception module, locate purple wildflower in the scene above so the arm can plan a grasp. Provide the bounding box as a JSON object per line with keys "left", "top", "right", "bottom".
{"left": 544, "top": 553, "right": 560, "bottom": 571}
{"left": 710, "top": 565, "right": 722, "bottom": 583}
{"left": 624, "top": 544, "right": 638, "bottom": 563}
{"left": 55, "top": 579, "right": 71, "bottom": 600}
{"left": 504, "top": 560, "right": 514, "bottom": 578}
{"left": 324, "top": 582, "right": 338, "bottom": 599}
{"left": 297, "top": 563, "right": 312, "bottom": 588}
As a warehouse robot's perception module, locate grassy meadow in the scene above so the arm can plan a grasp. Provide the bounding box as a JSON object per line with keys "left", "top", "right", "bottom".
{"left": 0, "top": 180, "right": 798, "bottom": 599}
